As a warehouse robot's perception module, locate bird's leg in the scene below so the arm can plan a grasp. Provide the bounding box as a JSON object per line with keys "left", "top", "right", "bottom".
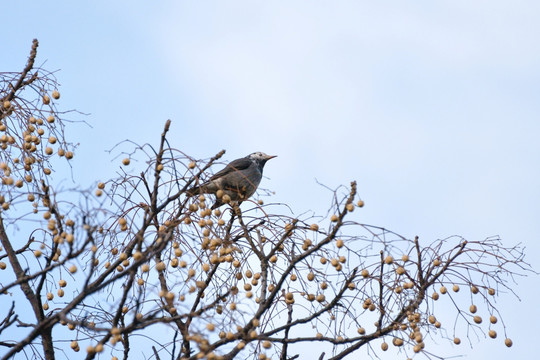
{"left": 223, "top": 204, "right": 244, "bottom": 244}
{"left": 232, "top": 202, "right": 242, "bottom": 216}
{"left": 222, "top": 207, "right": 236, "bottom": 244}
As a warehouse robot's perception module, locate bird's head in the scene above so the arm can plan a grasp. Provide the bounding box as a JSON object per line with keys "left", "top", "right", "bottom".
{"left": 248, "top": 152, "right": 277, "bottom": 164}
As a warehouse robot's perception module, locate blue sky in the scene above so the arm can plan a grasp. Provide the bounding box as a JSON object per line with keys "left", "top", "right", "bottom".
{"left": 3, "top": 1, "right": 540, "bottom": 359}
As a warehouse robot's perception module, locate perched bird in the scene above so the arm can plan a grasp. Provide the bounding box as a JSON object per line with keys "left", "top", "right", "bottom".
{"left": 188, "top": 152, "right": 277, "bottom": 209}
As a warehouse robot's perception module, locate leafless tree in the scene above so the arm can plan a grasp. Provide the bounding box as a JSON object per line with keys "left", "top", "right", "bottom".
{"left": 0, "top": 40, "right": 532, "bottom": 360}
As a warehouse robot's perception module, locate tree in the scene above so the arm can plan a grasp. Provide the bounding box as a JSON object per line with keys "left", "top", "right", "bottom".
{"left": 0, "top": 40, "right": 532, "bottom": 360}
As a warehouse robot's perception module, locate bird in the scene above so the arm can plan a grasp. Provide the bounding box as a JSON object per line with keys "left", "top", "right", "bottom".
{"left": 187, "top": 152, "right": 277, "bottom": 209}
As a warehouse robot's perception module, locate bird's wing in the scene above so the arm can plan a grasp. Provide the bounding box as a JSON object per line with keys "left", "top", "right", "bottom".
{"left": 209, "top": 157, "right": 252, "bottom": 180}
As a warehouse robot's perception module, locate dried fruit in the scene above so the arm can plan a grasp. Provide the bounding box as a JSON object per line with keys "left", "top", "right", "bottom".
{"left": 361, "top": 269, "right": 369, "bottom": 278}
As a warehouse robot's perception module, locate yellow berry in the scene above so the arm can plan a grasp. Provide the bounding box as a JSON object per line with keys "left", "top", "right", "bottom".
{"left": 361, "top": 269, "right": 369, "bottom": 278}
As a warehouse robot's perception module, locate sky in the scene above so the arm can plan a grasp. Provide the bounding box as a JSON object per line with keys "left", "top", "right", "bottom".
{"left": 3, "top": 1, "right": 540, "bottom": 359}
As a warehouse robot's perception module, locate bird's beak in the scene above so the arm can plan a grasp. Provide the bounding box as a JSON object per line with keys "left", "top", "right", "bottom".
{"left": 266, "top": 155, "right": 277, "bottom": 160}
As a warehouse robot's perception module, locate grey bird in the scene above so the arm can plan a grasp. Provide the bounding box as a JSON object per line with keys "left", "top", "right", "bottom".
{"left": 188, "top": 152, "right": 277, "bottom": 209}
